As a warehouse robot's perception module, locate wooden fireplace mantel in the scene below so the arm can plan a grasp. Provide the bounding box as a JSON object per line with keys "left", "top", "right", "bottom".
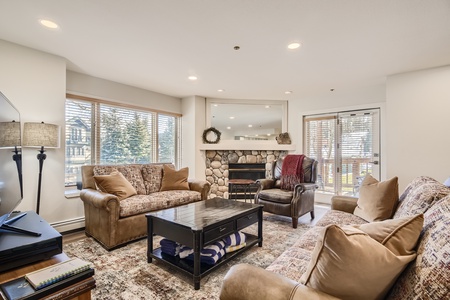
{"left": 198, "top": 140, "right": 296, "bottom": 151}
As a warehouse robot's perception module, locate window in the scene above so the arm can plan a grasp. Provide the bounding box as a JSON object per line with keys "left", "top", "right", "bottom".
{"left": 304, "top": 108, "right": 380, "bottom": 196}
{"left": 65, "top": 95, "right": 181, "bottom": 187}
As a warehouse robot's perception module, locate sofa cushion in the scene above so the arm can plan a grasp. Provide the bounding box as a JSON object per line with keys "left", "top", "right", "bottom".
{"left": 353, "top": 175, "right": 399, "bottom": 222}
{"left": 93, "top": 171, "right": 137, "bottom": 200}
{"left": 118, "top": 190, "right": 202, "bottom": 217}
{"left": 141, "top": 164, "right": 167, "bottom": 194}
{"left": 117, "top": 165, "right": 146, "bottom": 195}
{"left": 356, "top": 214, "right": 423, "bottom": 256}
{"left": 393, "top": 176, "right": 450, "bottom": 219}
{"left": 93, "top": 165, "right": 146, "bottom": 195}
{"left": 160, "top": 165, "right": 190, "bottom": 191}
{"left": 387, "top": 195, "right": 450, "bottom": 300}
{"left": 300, "top": 225, "right": 417, "bottom": 300}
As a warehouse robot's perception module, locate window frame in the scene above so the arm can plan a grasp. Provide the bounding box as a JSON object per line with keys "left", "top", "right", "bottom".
{"left": 65, "top": 93, "right": 181, "bottom": 188}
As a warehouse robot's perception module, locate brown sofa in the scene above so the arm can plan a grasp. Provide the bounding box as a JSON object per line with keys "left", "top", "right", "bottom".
{"left": 80, "top": 163, "right": 210, "bottom": 250}
{"left": 220, "top": 176, "right": 450, "bottom": 299}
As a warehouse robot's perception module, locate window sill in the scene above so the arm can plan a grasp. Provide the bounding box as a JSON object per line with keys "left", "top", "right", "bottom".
{"left": 65, "top": 189, "right": 81, "bottom": 199}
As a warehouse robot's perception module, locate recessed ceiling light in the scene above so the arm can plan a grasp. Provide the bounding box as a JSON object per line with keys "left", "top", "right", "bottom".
{"left": 287, "top": 43, "right": 301, "bottom": 50}
{"left": 229, "top": 116, "right": 235, "bottom": 119}
{"left": 39, "top": 19, "right": 59, "bottom": 29}
{"left": 248, "top": 125, "right": 253, "bottom": 128}
{"left": 285, "top": 91, "right": 292, "bottom": 94}
{"left": 188, "top": 76, "right": 197, "bottom": 81}
{"left": 218, "top": 89, "right": 224, "bottom": 92}
{"left": 227, "top": 126, "right": 231, "bottom": 130}
{"left": 265, "top": 105, "right": 271, "bottom": 108}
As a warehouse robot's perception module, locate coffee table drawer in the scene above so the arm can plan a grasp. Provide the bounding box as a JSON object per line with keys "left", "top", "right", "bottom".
{"left": 204, "top": 221, "right": 234, "bottom": 243}
{"left": 237, "top": 212, "right": 259, "bottom": 230}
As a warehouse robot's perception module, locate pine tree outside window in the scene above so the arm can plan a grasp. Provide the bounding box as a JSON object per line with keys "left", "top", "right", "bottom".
{"left": 64, "top": 95, "right": 181, "bottom": 187}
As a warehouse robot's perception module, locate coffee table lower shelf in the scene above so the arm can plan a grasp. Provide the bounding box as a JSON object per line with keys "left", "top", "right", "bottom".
{"left": 148, "top": 234, "right": 259, "bottom": 282}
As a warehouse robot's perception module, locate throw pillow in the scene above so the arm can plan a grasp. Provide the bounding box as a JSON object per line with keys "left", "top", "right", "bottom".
{"left": 356, "top": 214, "right": 424, "bottom": 256}
{"left": 300, "top": 225, "right": 417, "bottom": 300}
{"left": 93, "top": 171, "right": 137, "bottom": 200}
{"left": 353, "top": 174, "right": 399, "bottom": 222}
{"left": 160, "top": 165, "right": 190, "bottom": 191}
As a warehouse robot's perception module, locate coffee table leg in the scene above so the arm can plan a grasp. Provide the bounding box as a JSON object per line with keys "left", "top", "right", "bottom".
{"left": 258, "top": 207, "right": 263, "bottom": 247}
{"left": 147, "top": 217, "right": 153, "bottom": 263}
{"left": 193, "top": 230, "right": 201, "bottom": 290}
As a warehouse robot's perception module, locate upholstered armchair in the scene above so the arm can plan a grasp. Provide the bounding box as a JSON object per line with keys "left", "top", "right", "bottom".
{"left": 255, "top": 155, "right": 318, "bottom": 228}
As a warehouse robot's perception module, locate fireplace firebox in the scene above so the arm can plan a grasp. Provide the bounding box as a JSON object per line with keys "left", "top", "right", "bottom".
{"left": 228, "top": 163, "right": 265, "bottom": 200}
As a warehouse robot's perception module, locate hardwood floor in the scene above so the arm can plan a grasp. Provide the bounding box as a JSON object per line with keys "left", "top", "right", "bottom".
{"left": 61, "top": 204, "right": 330, "bottom": 247}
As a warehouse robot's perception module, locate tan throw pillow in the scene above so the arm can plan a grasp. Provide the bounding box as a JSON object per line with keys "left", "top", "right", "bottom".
{"left": 300, "top": 225, "right": 417, "bottom": 300}
{"left": 356, "top": 214, "right": 424, "bottom": 256}
{"left": 353, "top": 175, "right": 399, "bottom": 222}
{"left": 160, "top": 165, "right": 190, "bottom": 191}
{"left": 93, "top": 171, "right": 137, "bottom": 200}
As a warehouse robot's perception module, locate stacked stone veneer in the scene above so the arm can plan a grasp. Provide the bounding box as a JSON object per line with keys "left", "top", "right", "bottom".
{"left": 205, "top": 150, "right": 287, "bottom": 199}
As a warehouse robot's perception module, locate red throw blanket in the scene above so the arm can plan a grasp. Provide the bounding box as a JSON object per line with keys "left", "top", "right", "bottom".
{"left": 280, "top": 155, "right": 305, "bottom": 190}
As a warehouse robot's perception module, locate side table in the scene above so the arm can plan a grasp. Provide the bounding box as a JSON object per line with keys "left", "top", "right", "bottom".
{"left": 0, "top": 253, "right": 95, "bottom": 300}
{"left": 228, "top": 179, "right": 257, "bottom": 203}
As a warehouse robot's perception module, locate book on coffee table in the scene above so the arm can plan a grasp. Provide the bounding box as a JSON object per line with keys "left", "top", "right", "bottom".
{"left": 24, "top": 257, "right": 91, "bottom": 290}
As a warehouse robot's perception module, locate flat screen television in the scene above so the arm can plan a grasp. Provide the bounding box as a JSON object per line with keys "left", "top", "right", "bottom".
{"left": 0, "top": 91, "right": 39, "bottom": 236}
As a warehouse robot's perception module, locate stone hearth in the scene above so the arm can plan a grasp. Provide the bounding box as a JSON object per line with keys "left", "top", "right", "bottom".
{"left": 205, "top": 150, "right": 287, "bottom": 198}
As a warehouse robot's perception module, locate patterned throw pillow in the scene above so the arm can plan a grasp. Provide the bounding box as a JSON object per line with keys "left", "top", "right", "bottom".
{"left": 387, "top": 195, "right": 450, "bottom": 300}
{"left": 117, "top": 165, "right": 146, "bottom": 195}
{"left": 393, "top": 176, "right": 450, "bottom": 219}
{"left": 141, "top": 164, "right": 169, "bottom": 194}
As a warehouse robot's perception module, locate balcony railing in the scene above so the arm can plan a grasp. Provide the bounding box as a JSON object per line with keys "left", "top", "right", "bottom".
{"left": 317, "top": 157, "right": 372, "bottom": 195}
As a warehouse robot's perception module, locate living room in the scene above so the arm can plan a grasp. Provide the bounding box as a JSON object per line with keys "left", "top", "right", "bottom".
{"left": 0, "top": 1, "right": 449, "bottom": 299}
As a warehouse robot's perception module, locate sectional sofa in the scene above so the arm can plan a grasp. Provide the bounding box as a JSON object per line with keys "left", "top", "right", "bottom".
{"left": 80, "top": 163, "right": 210, "bottom": 250}
{"left": 220, "top": 176, "right": 450, "bottom": 299}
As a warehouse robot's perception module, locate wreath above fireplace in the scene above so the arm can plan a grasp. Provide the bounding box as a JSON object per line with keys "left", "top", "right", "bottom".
{"left": 202, "top": 127, "right": 221, "bottom": 144}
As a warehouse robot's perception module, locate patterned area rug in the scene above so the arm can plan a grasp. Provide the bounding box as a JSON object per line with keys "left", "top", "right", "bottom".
{"left": 63, "top": 214, "right": 312, "bottom": 300}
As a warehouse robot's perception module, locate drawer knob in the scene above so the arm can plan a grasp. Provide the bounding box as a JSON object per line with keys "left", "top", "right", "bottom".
{"left": 247, "top": 216, "right": 253, "bottom": 219}
{"left": 219, "top": 227, "right": 226, "bottom": 232}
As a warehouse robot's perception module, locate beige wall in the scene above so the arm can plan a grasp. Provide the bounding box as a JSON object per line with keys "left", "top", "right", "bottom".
{"left": 0, "top": 40, "right": 71, "bottom": 228}
{"left": 67, "top": 71, "right": 181, "bottom": 114}
{"left": 181, "top": 96, "right": 206, "bottom": 180}
{"left": 386, "top": 65, "right": 450, "bottom": 191}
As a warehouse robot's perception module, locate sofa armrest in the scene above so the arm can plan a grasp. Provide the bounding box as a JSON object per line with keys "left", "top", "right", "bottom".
{"left": 220, "top": 264, "right": 339, "bottom": 300}
{"left": 331, "top": 195, "right": 358, "bottom": 213}
{"left": 80, "top": 188, "right": 120, "bottom": 210}
{"left": 188, "top": 179, "right": 211, "bottom": 199}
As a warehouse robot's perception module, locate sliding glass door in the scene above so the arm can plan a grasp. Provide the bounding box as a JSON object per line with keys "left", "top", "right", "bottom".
{"left": 304, "top": 108, "right": 380, "bottom": 196}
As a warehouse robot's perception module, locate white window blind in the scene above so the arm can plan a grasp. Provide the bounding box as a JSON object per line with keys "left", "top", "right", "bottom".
{"left": 304, "top": 115, "right": 337, "bottom": 193}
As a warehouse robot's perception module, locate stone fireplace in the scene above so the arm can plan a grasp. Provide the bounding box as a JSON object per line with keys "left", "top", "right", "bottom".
{"left": 205, "top": 150, "right": 287, "bottom": 198}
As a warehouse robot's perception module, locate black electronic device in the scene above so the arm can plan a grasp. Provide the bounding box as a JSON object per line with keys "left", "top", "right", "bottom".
{"left": 0, "top": 211, "right": 62, "bottom": 272}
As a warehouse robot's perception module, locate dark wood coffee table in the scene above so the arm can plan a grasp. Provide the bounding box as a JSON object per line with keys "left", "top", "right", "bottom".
{"left": 146, "top": 197, "right": 263, "bottom": 290}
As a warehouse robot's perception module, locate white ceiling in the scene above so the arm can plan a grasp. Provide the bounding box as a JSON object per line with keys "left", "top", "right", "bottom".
{"left": 1, "top": 0, "right": 450, "bottom": 100}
